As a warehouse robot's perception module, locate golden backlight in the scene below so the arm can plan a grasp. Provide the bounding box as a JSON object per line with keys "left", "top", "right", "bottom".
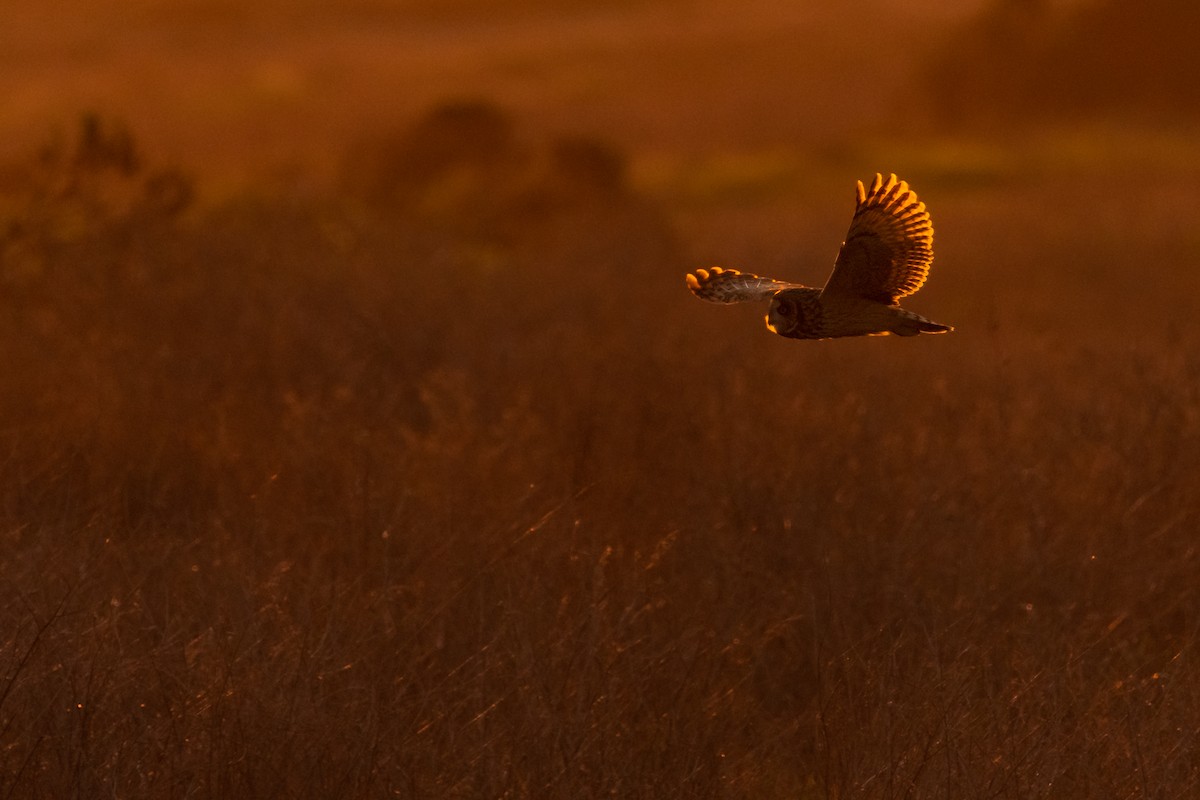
{"left": 1, "top": 0, "right": 1198, "bottom": 796}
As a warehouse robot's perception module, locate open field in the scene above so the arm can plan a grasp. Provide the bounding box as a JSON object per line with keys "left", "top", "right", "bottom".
{"left": 2, "top": 1, "right": 1199, "bottom": 797}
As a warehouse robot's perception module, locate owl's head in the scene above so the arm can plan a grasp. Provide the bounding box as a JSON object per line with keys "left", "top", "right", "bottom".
{"left": 765, "top": 289, "right": 812, "bottom": 338}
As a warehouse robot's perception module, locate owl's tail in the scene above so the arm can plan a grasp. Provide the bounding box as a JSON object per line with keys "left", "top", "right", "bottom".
{"left": 893, "top": 309, "right": 953, "bottom": 336}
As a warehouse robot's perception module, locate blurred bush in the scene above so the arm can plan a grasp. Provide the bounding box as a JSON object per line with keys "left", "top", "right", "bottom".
{"left": 340, "top": 98, "right": 677, "bottom": 256}
{"left": 924, "top": 0, "right": 1200, "bottom": 128}
{"left": 0, "top": 103, "right": 682, "bottom": 534}
{"left": 0, "top": 113, "right": 192, "bottom": 281}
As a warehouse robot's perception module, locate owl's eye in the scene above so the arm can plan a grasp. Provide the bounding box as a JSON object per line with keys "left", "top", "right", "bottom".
{"left": 775, "top": 299, "right": 794, "bottom": 317}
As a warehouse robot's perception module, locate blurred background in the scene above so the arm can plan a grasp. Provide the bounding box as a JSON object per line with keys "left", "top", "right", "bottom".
{"left": 2, "top": 1, "right": 1199, "bottom": 797}
{"left": 4, "top": 0, "right": 1197, "bottom": 182}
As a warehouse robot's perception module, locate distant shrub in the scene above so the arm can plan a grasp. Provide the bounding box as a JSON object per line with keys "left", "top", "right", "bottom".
{"left": 924, "top": 0, "right": 1200, "bottom": 127}
{"left": 339, "top": 99, "right": 673, "bottom": 260}
{"left": 0, "top": 112, "right": 193, "bottom": 287}
{"left": 342, "top": 99, "right": 522, "bottom": 211}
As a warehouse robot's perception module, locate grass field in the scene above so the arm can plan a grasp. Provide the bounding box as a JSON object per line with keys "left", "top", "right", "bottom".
{"left": 2, "top": 1, "right": 1199, "bottom": 797}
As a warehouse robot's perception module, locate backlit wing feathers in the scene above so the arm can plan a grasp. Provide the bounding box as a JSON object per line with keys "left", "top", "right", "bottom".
{"left": 821, "top": 173, "right": 934, "bottom": 304}
{"left": 686, "top": 267, "right": 804, "bottom": 304}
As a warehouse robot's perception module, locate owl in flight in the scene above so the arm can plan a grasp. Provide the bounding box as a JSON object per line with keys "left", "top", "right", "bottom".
{"left": 686, "top": 173, "right": 952, "bottom": 339}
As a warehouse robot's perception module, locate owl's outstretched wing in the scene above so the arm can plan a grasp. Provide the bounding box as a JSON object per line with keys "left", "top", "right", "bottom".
{"left": 821, "top": 173, "right": 934, "bottom": 305}
{"left": 686, "top": 267, "right": 804, "bottom": 304}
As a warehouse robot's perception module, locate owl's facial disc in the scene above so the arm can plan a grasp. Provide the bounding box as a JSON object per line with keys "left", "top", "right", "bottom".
{"left": 766, "top": 296, "right": 797, "bottom": 335}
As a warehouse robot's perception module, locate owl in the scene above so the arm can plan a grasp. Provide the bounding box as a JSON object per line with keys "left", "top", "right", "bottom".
{"left": 686, "top": 173, "right": 952, "bottom": 339}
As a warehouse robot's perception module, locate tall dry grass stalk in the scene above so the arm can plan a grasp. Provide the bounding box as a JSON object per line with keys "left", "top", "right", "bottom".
{"left": 1, "top": 109, "right": 1197, "bottom": 798}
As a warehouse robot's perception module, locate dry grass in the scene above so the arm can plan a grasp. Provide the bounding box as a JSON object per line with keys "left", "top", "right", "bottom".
{"left": 1, "top": 105, "right": 1198, "bottom": 798}
{"left": 2, "top": 3, "right": 1200, "bottom": 797}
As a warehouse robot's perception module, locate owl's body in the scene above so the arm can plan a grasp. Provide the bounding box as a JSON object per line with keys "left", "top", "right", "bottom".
{"left": 766, "top": 287, "right": 949, "bottom": 339}
{"left": 686, "top": 173, "right": 952, "bottom": 340}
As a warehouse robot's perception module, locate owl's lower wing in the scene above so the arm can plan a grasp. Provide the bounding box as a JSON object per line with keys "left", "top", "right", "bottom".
{"left": 686, "top": 267, "right": 804, "bottom": 304}
{"left": 820, "top": 173, "right": 934, "bottom": 305}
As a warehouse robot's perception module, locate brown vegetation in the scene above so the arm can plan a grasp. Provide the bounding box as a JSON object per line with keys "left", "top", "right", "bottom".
{"left": 2, "top": 2, "right": 1199, "bottom": 797}
{"left": 925, "top": 0, "right": 1200, "bottom": 127}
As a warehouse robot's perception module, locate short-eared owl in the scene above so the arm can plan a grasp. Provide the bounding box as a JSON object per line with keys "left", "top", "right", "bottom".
{"left": 686, "top": 173, "right": 951, "bottom": 339}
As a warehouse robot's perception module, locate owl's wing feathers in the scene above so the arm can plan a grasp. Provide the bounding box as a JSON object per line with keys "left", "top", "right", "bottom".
{"left": 686, "top": 267, "right": 804, "bottom": 304}
{"left": 821, "top": 173, "right": 934, "bottom": 304}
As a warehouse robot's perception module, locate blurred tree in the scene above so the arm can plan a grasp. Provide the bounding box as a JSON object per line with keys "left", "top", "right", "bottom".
{"left": 340, "top": 98, "right": 678, "bottom": 271}
{"left": 923, "top": 0, "right": 1200, "bottom": 128}
{"left": 1039, "top": 0, "right": 1200, "bottom": 118}
{"left": 341, "top": 99, "right": 524, "bottom": 213}
{"left": 927, "top": 0, "right": 1049, "bottom": 125}
{"left": 0, "top": 113, "right": 192, "bottom": 286}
